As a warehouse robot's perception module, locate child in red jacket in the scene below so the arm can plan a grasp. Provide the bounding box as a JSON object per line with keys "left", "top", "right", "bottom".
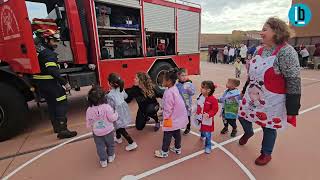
{"left": 196, "top": 81, "right": 219, "bottom": 154}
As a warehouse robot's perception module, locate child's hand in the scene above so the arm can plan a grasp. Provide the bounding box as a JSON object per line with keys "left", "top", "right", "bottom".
{"left": 203, "top": 113, "right": 210, "bottom": 119}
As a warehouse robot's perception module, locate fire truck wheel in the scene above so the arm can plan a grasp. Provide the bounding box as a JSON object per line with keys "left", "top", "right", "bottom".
{"left": 149, "top": 62, "right": 173, "bottom": 88}
{"left": 0, "top": 83, "right": 28, "bottom": 142}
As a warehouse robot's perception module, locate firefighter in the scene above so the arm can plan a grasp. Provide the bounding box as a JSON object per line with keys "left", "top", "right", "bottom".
{"left": 32, "top": 19, "right": 77, "bottom": 139}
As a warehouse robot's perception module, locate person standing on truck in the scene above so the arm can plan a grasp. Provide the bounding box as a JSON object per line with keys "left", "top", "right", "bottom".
{"left": 31, "top": 19, "right": 77, "bottom": 139}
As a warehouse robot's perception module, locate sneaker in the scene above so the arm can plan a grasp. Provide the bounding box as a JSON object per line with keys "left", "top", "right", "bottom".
{"left": 239, "top": 134, "right": 253, "bottom": 146}
{"left": 125, "top": 142, "right": 138, "bottom": 151}
{"left": 154, "top": 150, "right": 169, "bottom": 158}
{"left": 183, "top": 128, "right": 190, "bottom": 135}
{"left": 100, "top": 160, "right": 108, "bottom": 168}
{"left": 169, "top": 147, "right": 181, "bottom": 155}
{"left": 205, "top": 147, "right": 212, "bottom": 154}
{"left": 231, "top": 129, "right": 238, "bottom": 137}
{"left": 220, "top": 127, "right": 228, "bottom": 134}
{"left": 114, "top": 137, "right": 123, "bottom": 144}
{"left": 154, "top": 122, "right": 160, "bottom": 132}
{"left": 255, "top": 154, "right": 272, "bottom": 166}
{"left": 108, "top": 154, "right": 115, "bottom": 163}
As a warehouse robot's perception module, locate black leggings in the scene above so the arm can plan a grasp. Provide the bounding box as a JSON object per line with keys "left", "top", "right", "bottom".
{"left": 162, "top": 129, "right": 181, "bottom": 152}
{"left": 136, "top": 103, "right": 159, "bottom": 130}
{"left": 116, "top": 128, "right": 134, "bottom": 144}
{"left": 223, "top": 118, "right": 237, "bottom": 129}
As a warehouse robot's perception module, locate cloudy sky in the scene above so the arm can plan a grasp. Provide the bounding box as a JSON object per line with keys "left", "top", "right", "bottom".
{"left": 190, "top": 0, "right": 292, "bottom": 33}
{"left": 26, "top": 0, "right": 292, "bottom": 34}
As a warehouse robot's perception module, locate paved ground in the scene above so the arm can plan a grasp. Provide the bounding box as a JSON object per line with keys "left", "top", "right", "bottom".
{"left": 1, "top": 62, "right": 320, "bottom": 180}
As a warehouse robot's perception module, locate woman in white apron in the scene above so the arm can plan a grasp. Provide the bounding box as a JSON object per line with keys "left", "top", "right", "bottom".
{"left": 238, "top": 17, "right": 301, "bottom": 166}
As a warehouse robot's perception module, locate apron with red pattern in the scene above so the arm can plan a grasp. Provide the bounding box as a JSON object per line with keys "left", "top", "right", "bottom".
{"left": 239, "top": 45, "right": 287, "bottom": 130}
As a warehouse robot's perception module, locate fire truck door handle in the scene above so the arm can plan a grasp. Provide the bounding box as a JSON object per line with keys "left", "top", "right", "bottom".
{"left": 122, "top": 64, "right": 128, "bottom": 68}
{"left": 20, "top": 44, "right": 27, "bottom": 54}
{"left": 189, "top": 58, "right": 192, "bottom": 61}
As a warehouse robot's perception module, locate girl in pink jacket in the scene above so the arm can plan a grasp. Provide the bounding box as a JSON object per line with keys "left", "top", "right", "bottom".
{"left": 155, "top": 68, "right": 188, "bottom": 158}
{"left": 86, "top": 86, "right": 118, "bottom": 168}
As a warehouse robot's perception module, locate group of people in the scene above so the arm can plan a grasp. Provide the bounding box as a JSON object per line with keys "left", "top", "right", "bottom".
{"left": 34, "top": 16, "right": 301, "bottom": 170}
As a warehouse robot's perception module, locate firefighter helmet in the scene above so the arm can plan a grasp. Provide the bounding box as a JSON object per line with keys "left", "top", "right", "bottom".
{"left": 31, "top": 18, "right": 60, "bottom": 40}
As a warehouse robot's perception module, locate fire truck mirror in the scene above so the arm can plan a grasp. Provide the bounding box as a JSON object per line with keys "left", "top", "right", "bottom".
{"left": 20, "top": 44, "right": 28, "bottom": 54}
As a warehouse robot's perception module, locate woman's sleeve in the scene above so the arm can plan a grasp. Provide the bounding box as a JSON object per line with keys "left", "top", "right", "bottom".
{"left": 277, "top": 46, "right": 301, "bottom": 115}
{"left": 162, "top": 92, "right": 174, "bottom": 119}
{"left": 154, "top": 86, "right": 164, "bottom": 98}
{"left": 242, "top": 79, "right": 250, "bottom": 95}
{"left": 125, "top": 86, "right": 136, "bottom": 103}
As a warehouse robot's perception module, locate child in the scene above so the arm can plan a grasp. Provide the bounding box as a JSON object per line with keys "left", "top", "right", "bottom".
{"left": 106, "top": 73, "right": 138, "bottom": 151}
{"left": 234, "top": 58, "right": 242, "bottom": 78}
{"left": 195, "top": 81, "right": 219, "bottom": 154}
{"left": 86, "top": 85, "right": 118, "bottom": 168}
{"left": 126, "top": 72, "right": 163, "bottom": 131}
{"left": 176, "top": 68, "right": 195, "bottom": 135}
{"left": 155, "top": 68, "right": 188, "bottom": 158}
{"left": 219, "top": 78, "right": 241, "bottom": 137}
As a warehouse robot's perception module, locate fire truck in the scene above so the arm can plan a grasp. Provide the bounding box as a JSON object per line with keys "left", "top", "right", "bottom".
{"left": 0, "top": 0, "right": 201, "bottom": 141}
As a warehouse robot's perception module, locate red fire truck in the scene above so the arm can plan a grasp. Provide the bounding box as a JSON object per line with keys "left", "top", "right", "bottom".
{"left": 0, "top": 0, "right": 201, "bottom": 141}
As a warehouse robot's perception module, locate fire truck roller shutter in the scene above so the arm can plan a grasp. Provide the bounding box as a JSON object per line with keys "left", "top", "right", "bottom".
{"left": 95, "top": 0, "right": 141, "bottom": 9}
{"left": 144, "top": 2, "right": 175, "bottom": 33}
{"left": 177, "top": 9, "right": 200, "bottom": 54}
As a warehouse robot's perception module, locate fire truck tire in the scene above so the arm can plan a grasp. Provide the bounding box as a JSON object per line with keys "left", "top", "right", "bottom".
{"left": 149, "top": 62, "right": 173, "bottom": 87}
{"left": 0, "top": 83, "right": 28, "bottom": 142}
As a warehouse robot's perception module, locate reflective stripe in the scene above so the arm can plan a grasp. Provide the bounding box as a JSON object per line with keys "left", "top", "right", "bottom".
{"left": 56, "top": 95, "right": 67, "bottom": 102}
{"left": 45, "top": 62, "right": 57, "bottom": 67}
{"left": 32, "top": 75, "right": 54, "bottom": 79}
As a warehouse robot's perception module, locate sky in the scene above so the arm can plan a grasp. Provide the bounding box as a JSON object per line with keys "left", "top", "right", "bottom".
{"left": 26, "top": 0, "right": 293, "bottom": 34}
{"left": 191, "top": 0, "right": 292, "bottom": 33}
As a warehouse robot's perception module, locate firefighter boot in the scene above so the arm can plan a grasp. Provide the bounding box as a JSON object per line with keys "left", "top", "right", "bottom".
{"left": 50, "top": 119, "right": 60, "bottom": 133}
{"left": 57, "top": 120, "right": 77, "bottom": 139}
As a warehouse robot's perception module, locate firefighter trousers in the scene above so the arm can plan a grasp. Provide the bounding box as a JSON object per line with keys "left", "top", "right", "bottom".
{"left": 34, "top": 80, "right": 68, "bottom": 131}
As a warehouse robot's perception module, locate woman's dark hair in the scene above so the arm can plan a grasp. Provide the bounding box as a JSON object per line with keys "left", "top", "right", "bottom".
{"left": 201, "top": 80, "right": 216, "bottom": 96}
{"left": 163, "top": 68, "right": 179, "bottom": 85}
{"left": 108, "top": 73, "right": 124, "bottom": 92}
{"left": 88, "top": 85, "right": 105, "bottom": 107}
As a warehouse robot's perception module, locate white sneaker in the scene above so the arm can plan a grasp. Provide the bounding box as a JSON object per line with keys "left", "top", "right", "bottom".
{"left": 114, "top": 137, "right": 123, "bottom": 144}
{"left": 125, "top": 142, "right": 138, "bottom": 151}
{"left": 108, "top": 154, "right": 116, "bottom": 163}
{"left": 169, "top": 147, "right": 181, "bottom": 155}
{"left": 100, "top": 160, "right": 108, "bottom": 168}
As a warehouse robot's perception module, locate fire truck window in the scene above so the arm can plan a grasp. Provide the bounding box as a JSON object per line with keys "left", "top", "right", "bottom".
{"left": 26, "top": 2, "right": 48, "bottom": 21}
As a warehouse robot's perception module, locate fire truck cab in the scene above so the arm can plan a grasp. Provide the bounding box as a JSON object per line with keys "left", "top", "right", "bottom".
{"left": 0, "top": 0, "right": 201, "bottom": 141}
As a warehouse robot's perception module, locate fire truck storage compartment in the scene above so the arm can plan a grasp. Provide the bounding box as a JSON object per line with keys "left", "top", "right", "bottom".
{"left": 146, "top": 32, "right": 175, "bottom": 57}
{"left": 95, "top": 1, "right": 142, "bottom": 60}
{"left": 143, "top": 2, "right": 176, "bottom": 56}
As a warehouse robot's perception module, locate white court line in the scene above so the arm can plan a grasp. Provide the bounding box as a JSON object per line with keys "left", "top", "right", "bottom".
{"left": 4, "top": 103, "right": 320, "bottom": 180}
{"left": 189, "top": 131, "right": 256, "bottom": 180}
{"left": 122, "top": 103, "right": 320, "bottom": 180}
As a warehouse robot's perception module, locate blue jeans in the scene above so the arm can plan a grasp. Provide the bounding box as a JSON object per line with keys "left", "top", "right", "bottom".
{"left": 239, "top": 118, "right": 277, "bottom": 155}
{"left": 201, "top": 131, "right": 212, "bottom": 149}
